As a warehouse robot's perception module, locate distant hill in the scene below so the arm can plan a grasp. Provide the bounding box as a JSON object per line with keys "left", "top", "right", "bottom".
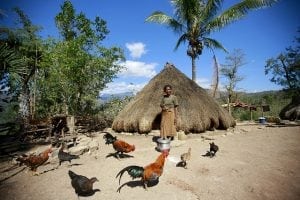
{"left": 99, "top": 92, "right": 134, "bottom": 103}
{"left": 99, "top": 90, "right": 285, "bottom": 103}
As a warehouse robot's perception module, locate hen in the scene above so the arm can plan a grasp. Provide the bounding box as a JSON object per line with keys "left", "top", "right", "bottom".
{"left": 116, "top": 150, "right": 169, "bottom": 190}
{"left": 58, "top": 143, "right": 79, "bottom": 166}
{"left": 16, "top": 145, "right": 52, "bottom": 175}
{"left": 103, "top": 132, "right": 135, "bottom": 159}
{"left": 176, "top": 147, "right": 191, "bottom": 169}
{"left": 68, "top": 170, "right": 99, "bottom": 198}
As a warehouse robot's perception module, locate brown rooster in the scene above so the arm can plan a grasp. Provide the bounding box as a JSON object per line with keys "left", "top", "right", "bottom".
{"left": 16, "top": 145, "right": 52, "bottom": 175}
{"left": 176, "top": 147, "right": 191, "bottom": 169}
{"left": 103, "top": 132, "right": 135, "bottom": 159}
{"left": 116, "top": 150, "right": 169, "bottom": 190}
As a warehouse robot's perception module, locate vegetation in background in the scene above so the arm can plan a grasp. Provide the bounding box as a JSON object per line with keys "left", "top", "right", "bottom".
{"left": 265, "top": 29, "right": 300, "bottom": 96}
{"left": 0, "top": 7, "right": 43, "bottom": 133}
{"left": 220, "top": 49, "right": 246, "bottom": 115}
{"left": 1, "top": 1, "right": 298, "bottom": 138}
{"left": 217, "top": 90, "right": 291, "bottom": 121}
{"left": 0, "top": 1, "right": 124, "bottom": 136}
{"left": 98, "top": 96, "right": 133, "bottom": 127}
{"left": 38, "top": 0, "right": 124, "bottom": 117}
{"left": 146, "top": 0, "right": 277, "bottom": 82}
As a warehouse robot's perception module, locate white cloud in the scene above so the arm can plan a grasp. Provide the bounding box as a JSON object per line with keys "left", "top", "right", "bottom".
{"left": 119, "top": 60, "right": 157, "bottom": 78}
{"left": 196, "top": 78, "right": 211, "bottom": 89}
{"left": 101, "top": 82, "right": 146, "bottom": 95}
{"left": 126, "top": 42, "right": 147, "bottom": 59}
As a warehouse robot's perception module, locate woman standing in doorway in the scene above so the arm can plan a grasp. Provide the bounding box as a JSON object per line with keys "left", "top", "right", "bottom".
{"left": 160, "top": 84, "right": 179, "bottom": 140}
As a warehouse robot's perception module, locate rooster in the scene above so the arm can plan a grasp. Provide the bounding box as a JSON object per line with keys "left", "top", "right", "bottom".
{"left": 103, "top": 132, "right": 135, "bottom": 159}
{"left": 16, "top": 145, "right": 52, "bottom": 175}
{"left": 68, "top": 170, "right": 99, "bottom": 198}
{"left": 116, "top": 150, "right": 169, "bottom": 190}
{"left": 176, "top": 147, "right": 191, "bottom": 169}
{"left": 58, "top": 143, "right": 79, "bottom": 166}
{"left": 202, "top": 142, "right": 219, "bottom": 158}
{"left": 209, "top": 142, "right": 219, "bottom": 157}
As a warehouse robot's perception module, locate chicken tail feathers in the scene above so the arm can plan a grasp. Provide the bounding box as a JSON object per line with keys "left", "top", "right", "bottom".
{"left": 116, "top": 165, "right": 144, "bottom": 184}
{"left": 68, "top": 170, "right": 77, "bottom": 180}
{"left": 72, "top": 154, "right": 80, "bottom": 159}
{"left": 103, "top": 132, "right": 117, "bottom": 145}
{"left": 67, "top": 154, "right": 79, "bottom": 160}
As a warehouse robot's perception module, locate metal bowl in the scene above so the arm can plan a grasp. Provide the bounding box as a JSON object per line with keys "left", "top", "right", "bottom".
{"left": 157, "top": 138, "right": 171, "bottom": 152}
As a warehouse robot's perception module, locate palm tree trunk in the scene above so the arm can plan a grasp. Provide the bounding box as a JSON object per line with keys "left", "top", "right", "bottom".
{"left": 192, "top": 57, "right": 196, "bottom": 82}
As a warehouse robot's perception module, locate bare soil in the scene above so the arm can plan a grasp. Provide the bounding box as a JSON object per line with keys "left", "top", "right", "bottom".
{"left": 1, "top": 123, "right": 300, "bottom": 200}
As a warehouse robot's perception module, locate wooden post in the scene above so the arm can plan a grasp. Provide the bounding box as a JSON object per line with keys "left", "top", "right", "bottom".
{"left": 67, "top": 116, "right": 75, "bottom": 135}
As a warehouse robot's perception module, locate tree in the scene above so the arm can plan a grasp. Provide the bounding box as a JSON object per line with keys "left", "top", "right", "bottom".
{"left": 220, "top": 49, "right": 246, "bottom": 115}
{"left": 146, "top": 0, "right": 277, "bottom": 82}
{"left": 0, "top": 7, "right": 43, "bottom": 129}
{"left": 0, "top": 44, "right": 24, "bottom": 120}
{"left": 39, "top": 0, "right": 124, "bottom": 116}
{"left": 265, "top": 30, "right": 300, "bottom": 95}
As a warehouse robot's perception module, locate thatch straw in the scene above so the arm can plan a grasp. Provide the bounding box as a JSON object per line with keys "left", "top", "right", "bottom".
{"left": 112, "top": 63, "right": 236, "bottom": 134}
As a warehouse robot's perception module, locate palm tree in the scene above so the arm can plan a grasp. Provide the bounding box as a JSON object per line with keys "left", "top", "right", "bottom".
{"left": 146, "top": 0, "right": 277, "bottom": 82}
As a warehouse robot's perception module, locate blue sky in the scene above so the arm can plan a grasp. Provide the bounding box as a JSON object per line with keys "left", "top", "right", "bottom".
{"left": 1, "top": 0, "right": 299, "bottom": 95}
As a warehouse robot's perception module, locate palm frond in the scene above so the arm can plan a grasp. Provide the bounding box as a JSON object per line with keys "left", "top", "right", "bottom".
{"left": 0, "top": 44, "right": 26, "bottom": 77}
{"left": 174, "top": 34, "right": 188, "bottom": 50}
{"left": 203, "top": 37, "right": 228, "bottom": 53}
{"left": 172, "top": 0, "right": 200, "bottom": 25}
{"left": 201, "top": 0, "right": 223, "bottom": 23}
{"left": 146, "top": 11, "right": 183, "bottom": 34}
{"left": 207, "top": 0, "right": 277, "bottom": 31}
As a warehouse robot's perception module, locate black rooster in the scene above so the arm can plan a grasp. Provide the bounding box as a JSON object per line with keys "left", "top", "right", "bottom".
{"left": 68, "top": 170, "right": 99, "bottom": 198}
{"left": 202, "top": 142, "right": 219, "bottom": 158}
{"left": 58, "top": 143, "right": 79, "bottom": 166}
{"left": 209, "top": 142, "right": 219, "bottom": 157}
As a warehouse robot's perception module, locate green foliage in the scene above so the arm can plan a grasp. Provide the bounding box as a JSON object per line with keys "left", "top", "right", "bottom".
{"left": 0, "top": 7, "right": 43, "bottom": 126}
{"left": 1, "top": 2, "right": 125, "bottom": 127}
{"left": 37, "top": 1, "right": 124, "bottom": 117}
{"left": 97, "top": 96, "right": 133, "bottom": 126}
{"left": 265, "top": 29, "right": 300, "bottom": 94}
{"left": 224, "top": 90, "right": 292, "bottom": 121}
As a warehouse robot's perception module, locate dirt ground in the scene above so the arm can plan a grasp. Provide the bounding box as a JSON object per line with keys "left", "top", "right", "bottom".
{"left": 0, "top": 123, "right": 300, "bottom": 200}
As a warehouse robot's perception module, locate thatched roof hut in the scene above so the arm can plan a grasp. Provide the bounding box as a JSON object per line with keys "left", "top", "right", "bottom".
{"left": 112, "top": 63, "right": 236, "bottom": 134}
{"left": 279, "top": 95, "right": 300, "bottom": 120}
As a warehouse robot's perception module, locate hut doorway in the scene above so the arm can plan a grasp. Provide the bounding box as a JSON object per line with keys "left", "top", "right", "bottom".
{"left": 152, "top": 113, "right": 161, "bottom": 130}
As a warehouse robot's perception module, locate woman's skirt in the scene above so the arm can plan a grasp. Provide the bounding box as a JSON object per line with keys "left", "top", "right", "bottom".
{"left": 160, "top": 108, "right": 176, "bottom": 138}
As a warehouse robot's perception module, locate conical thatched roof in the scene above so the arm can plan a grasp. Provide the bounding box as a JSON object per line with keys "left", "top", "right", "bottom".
{"left": 112, "top": 63, "right": 236, "bottom": 134}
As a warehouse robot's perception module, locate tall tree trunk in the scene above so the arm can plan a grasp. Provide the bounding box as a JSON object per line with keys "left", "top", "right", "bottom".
{"left": 211, "top": 55, "right": 219, "bottom": 98}
{"left": 227, "top": 96, "right": 231, "bottom": 115}
{"left": 19, "top": 84, "right": 30, "bottom": 132}
{"left": 192, "top": 56, "right": 196, "bottom": 82}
